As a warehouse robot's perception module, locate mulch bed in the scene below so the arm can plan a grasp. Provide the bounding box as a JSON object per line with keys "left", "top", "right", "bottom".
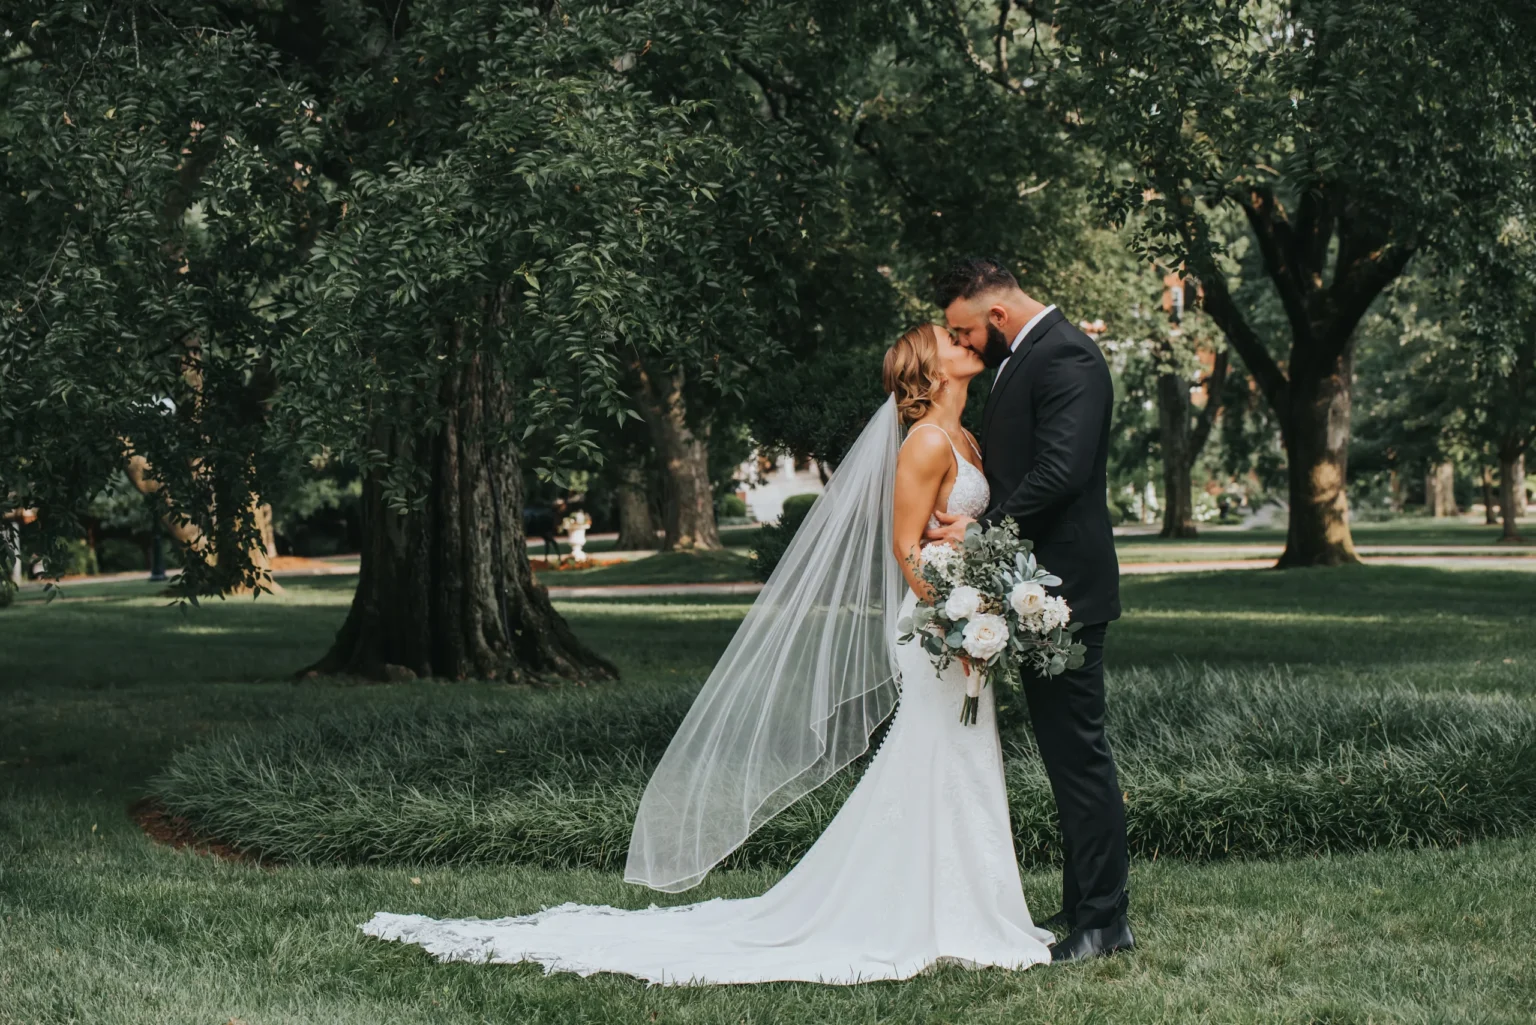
{"left": 528, "top": 557, "right": 627, "bottom": 572}
{"left": 129, "top": 795, "right": 270, "bottom": 866}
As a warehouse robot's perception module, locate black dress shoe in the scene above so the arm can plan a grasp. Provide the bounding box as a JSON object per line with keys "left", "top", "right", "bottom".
{"left": 1037, "top": 909, "right": 1074, "bottom": 933}
{"left": 1050, "top": 916, "right": 1135, "bottom": 963}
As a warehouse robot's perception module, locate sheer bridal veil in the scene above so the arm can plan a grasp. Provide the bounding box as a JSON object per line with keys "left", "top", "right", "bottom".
{"left": 625, "top": 396, "right": 904, "bottom": 892}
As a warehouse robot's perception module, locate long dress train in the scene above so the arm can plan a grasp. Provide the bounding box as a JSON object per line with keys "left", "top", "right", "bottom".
{"left": 359, "top": 436, "right": 1052, "bottom": 985}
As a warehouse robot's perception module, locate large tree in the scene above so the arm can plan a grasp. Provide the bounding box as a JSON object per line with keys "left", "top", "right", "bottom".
{"left": 1416, "top": 231, "right": 1536, "bottom": 542}
{"left": 1122, "top": 267, "right": 1229, "bottom": 538}
{"left": 2, "top": 2, "right": 851, "bottom": 684}
{"left": 0, "top": 2, "right": 327, "bottom": 595}
{"left": 943, "top": 0, "right": 1536, "bottom": 565}
{"left": 733, "top": 2, "right": 1115, "bottom": 465}
{"left": 286, "top": 1, "right": 856, "bottom": 676}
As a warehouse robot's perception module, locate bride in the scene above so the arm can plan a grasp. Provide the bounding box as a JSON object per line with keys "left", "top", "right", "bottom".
{"left": 360, "top": 323, "right": 1056, "bottom": 984}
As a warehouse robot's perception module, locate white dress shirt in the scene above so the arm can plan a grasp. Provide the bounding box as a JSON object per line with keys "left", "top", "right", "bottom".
{"left": 991, "top": 304, "right": 1056, "bottom": 390}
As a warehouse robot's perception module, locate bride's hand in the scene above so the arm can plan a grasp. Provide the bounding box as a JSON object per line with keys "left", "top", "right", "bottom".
{"left": 923, "top": 509, "right": 974, "bottom": 546}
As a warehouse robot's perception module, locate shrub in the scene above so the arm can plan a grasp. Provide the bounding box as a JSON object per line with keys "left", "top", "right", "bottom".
{"left": 716, "top": 494, "right": 748, "bottom": 519}
{"left": 780, "top": 492, "right": 820, "bottom": 522}
{"left": 95, "top": 538, "right": 146, "bottom": 574}
{"left": 748, "top": 492, "right": 821, "bottom": 582}
{"left": 60, "top": 539, "right": 98, "bottom": 576}
{"left": 151, "top": 666, "right": 1536, "bottom": 870}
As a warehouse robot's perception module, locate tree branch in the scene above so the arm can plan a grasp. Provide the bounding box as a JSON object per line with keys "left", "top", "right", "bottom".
{"left": 1191, "top": 267, "right": 1288, "bottom": 415}
{"left": 1190, "top": 346, "right": 1230, "bottom": 456}
{"left": 994, "top": 0, "right": 1013, "bottom": 83}
{"left": 1237, "top": 187, "right": 1315, "bottom": 354}
{"left": 736, "top": 58, "right": 790, "bottom": 121}
{"left": 852, "top": 120, "right": 925, "bottom": 208}
{"left": 1323, "top": 220, "right": 1417, "bottom": 363}
{"left": 1167, "top": 188, "right": 1289, "bottom": 414}
{"left": 1294, "top": 182, "right": 1336, "bottom": 284}
{"left": 949, "top": 0, "right": 1027, "bottom": 96}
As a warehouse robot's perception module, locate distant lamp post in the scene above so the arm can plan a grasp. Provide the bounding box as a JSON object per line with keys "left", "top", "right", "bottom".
{"left": 148, "top": 514, "right": 167, "bottom": 582}
{"left": 137, "top": 394, "right": 176, "bottom": 583}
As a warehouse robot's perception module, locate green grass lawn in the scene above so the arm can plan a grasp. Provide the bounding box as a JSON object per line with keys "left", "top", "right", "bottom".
{"left": 3, "top": 568, "right": 1535, "bottom": 1023}
{"left": 1118, "top": 515, "right": 1530, "bottom": 548}
{"left": 536, "top": 548, "right": 758, "bottom": 586}
{"left": 548, "top": 517, "right": 1535, "bottom": 585}
{"left": 557, "top": 523, "right": 765, "bottom": 556}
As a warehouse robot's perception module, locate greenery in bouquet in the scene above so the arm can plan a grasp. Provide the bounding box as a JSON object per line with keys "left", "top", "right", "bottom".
{"left": 896, "top": 518, "right": 1086, "bottom": 724}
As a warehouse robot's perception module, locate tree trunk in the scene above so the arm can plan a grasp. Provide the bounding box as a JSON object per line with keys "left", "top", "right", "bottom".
{"left": 1277, "top": 350, "right": 1360, "bottom": 567}
{"left": 614, "top": 465, "right": 661, "bottom": 551}
{"left": 256, "top": 502, "right": 279, "bottom": 560}
{"left": 1389, "top": 467, "right": 1404, "bottom": 513}
{"left": 307, "top": 352, "right": 617, "bottom": 683}
{"left": 123, "top": 452, "right": 282, "bottom": 594}
{"left": 1155, "top": 372, "right": 1198, "bottom": 538}
{"left": 1481, "top": 466, "right": 1500, "bottom": 525}
{"left": 5, "top": 522, "right": 20, "bottom": 587}
{"left": 1182, "top": 184, "right": 1414, "bottom": 572}
{"left": 1429, "top": 461, "right": 1458, "bottom": 517}
{"left": 1500, "top": 450, "right": 1527, "bottom": 543}
{"left": 633, "top": 361, "right": 722, "bottom": 551}
{"left": 1512, "top": 454, "right": 1528, "bottom": 517}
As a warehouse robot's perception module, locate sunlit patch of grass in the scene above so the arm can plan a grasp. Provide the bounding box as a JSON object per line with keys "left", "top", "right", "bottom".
{"left": 541, "top": 549, "right": 757, "bottom": 586}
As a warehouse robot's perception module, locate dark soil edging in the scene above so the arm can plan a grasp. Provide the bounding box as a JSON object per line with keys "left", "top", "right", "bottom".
{"left": 129, "top": 796, "right": 274, "bottom": 866}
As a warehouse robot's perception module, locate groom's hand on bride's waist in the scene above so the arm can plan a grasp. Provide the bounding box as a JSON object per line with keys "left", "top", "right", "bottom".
{"left": 923, "top": 509, "right": 975, "bottom": 546}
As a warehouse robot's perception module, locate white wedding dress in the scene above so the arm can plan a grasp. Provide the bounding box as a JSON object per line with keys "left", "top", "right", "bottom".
{"left": 359, "top": 428, "right": 1054, "bottom": 985}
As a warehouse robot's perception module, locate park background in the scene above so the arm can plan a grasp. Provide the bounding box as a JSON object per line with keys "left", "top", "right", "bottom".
{"left": 2, "top": 2, "right": 1535, "bottom": 1023}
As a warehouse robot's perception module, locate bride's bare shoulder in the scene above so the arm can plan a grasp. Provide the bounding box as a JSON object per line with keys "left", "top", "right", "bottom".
{"left": 896, "top": 424, "right": 952, "bottom": 475}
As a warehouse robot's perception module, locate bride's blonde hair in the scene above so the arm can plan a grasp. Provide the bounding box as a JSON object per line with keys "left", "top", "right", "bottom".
{"left": 882, "top": 323, "right": 944, "bottom": 426}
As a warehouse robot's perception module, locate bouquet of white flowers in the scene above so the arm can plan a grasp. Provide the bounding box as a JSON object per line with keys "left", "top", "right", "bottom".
{"left": 896, "top": 516, "right": 1087, "bottom": 724}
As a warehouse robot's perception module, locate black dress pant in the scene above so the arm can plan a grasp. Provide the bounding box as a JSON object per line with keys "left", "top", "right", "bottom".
{"left": 1020, "top": 621, "right": 1128, "bottom": 929}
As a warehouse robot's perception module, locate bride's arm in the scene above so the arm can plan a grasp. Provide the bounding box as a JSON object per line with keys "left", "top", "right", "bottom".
{"left": 892, "top": 430, "right": 951, "bottom": 604}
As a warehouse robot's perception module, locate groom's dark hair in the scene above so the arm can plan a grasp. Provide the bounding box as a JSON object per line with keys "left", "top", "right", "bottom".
{"left": 934, "top": 257, "right": 1019, "bottom": 309}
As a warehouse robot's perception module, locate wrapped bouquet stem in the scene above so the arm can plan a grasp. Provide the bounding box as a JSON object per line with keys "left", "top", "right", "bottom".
{"left": 896, "top": 517, "right": 1087, "bottom": 725}
{"left": 959, "top": 658, "right": 982, "bottom": 726}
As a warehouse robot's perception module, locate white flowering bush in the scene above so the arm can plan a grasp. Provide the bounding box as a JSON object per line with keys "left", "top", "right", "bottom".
{"left": 897, "top": 517, "right": 1087, "bottom": 724}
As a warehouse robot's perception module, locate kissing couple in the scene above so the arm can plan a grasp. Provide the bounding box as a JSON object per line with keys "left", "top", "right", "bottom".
{"left": 362, "top": 257, "right": 1132, "bottom": 985}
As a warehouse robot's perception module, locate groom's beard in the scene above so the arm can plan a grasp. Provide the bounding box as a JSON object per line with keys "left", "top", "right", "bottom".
{"left": 980, "top": 324, "right": 1013, "bottom": 368}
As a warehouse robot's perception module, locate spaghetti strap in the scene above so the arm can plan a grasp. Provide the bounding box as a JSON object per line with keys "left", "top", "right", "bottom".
{"left": 901, "top": 423, "right": 958, "bottom": 464}
{"left": 903, "top": 423, "right": 982, "bottom": 471}
{"left": 902, "top": 422, "right": 951, "bottom": 446}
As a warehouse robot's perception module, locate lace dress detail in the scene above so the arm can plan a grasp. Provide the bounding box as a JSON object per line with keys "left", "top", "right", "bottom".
{"left": 907, "top": 423, "right": 989, "bottom": 565}
{"left": 358, "top": 424, "right": 1053, "bottom": 985}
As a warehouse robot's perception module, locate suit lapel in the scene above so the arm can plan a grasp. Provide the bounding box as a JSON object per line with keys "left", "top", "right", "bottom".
{"left": 980, "top": 307, "right": 1066, "bottom": 452}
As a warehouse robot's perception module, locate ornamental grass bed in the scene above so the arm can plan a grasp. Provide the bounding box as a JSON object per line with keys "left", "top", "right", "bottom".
{"left": 149, "top": 665, "right": 1536, "bottom": 870}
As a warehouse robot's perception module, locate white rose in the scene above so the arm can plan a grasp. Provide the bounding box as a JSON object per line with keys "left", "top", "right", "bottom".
{"left": 919, "top": 542, "right": 962, "bottom": 583}
{"left": 1041, "top": 595, "right": 1071, "bottom": 632}
{"left": 961, "top": 613, "right": 1010, "bottom": 661}
{"left": 943, "top": 584, "right": 983, "bottom": 621}
{"left": 1009, "top": 580, "right": 1047, "bottom": 619}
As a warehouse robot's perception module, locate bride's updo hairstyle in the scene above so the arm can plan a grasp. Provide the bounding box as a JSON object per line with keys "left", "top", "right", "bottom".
{"left": 882, "top": 323, "right": 943, "bottom": 427}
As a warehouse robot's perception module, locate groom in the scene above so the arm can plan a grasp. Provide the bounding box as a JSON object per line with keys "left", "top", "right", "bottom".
{"left": 924, "top": 257, "right": 1132, "bottom": 963}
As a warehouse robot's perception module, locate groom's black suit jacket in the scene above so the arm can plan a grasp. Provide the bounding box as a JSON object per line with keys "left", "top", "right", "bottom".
{"left": 976, "top": 308, "right": 1121, "bottom": 625}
